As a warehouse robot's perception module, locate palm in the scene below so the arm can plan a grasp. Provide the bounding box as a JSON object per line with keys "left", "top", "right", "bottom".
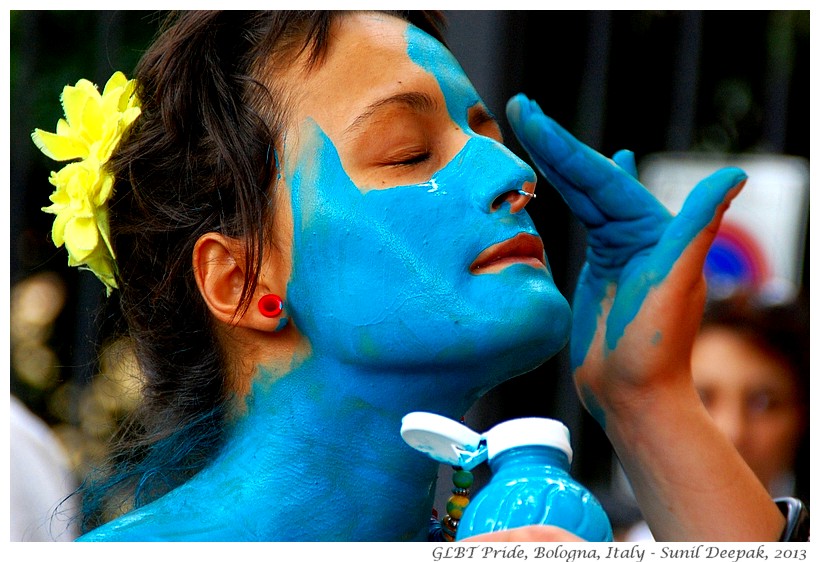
{"left": 506, "top": 94, "right": 745, "bottom": 421}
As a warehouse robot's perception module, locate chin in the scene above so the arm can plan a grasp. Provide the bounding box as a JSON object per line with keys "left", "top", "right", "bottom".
{"left": 377, "top": 278, "right": 570, "bottom": 377}
{"left": 304, "top": 265, "right": 572, "bottom": 379}
{"left": 468, "top": 265, "right": 571, "bottom": 350}
{"left": 471, "top": 292, "right": 572, "bottom": 387}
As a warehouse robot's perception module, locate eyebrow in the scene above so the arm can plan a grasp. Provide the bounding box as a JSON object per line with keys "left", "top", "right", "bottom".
{"left": 343, "top": 91, "right": 439, "bottom": 137}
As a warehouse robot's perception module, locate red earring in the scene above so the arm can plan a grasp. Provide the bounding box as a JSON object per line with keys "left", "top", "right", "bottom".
{"left": 258, "top": 294, "right": 283, "bottom": 318}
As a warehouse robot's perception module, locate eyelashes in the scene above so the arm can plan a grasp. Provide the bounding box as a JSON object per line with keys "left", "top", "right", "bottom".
{"left": 391, "top": 151, "right": 431, "bottom": 167}
{"left": 371, "top": 106, "right": 499, "bottom": 171}
{"left": 377, "top": 143, "right": 432, "bottom": 168}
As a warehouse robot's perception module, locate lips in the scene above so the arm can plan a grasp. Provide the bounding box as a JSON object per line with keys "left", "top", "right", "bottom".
{"left": 470, "top": 233, "right": 546, "bottom": 274}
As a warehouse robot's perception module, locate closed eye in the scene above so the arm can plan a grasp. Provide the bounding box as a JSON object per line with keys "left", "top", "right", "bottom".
{"left": 392, "top": 151, "right": 431, "bottom": 166}
{"left": 379, "top": 144, "right": 432, "bottom": 167}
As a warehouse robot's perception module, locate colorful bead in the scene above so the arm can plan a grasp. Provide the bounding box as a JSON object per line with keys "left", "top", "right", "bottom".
{"left": 431, "top": 422, "right": 475, "bottom": 541}
{"left": 435, "top": 466, "right": 473, "bottom": 541}
{"left": 446, "top": 494, "right": 470, "bottom": 520}
{"left": 452, "top": 469, "right": 474, "bottom": 490}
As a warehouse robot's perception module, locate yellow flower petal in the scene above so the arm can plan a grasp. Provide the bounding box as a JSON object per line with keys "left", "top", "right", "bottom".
{"left": 102, "top": 71, "right": 127, "bottom": 97}
{"left": 52, "top": 161, "right": 96, "bottom": 204}
{"left": 82, "top": 248, "right": 118, "bottom": 295}
{"left": 64, "top": 216, "right": 99, "bottom": 261}
{"left": 36, "top": 70, "right": 137, "bottom": 295}
{"left": 121, "top": 106, "right": 141, "bottom": 129}
{"left": 31, "top": 128, "right": 89, "bottom": 161}
{"left": 80, "top": 103, "right": 105, "bottom": 146}
{"left": 124, "top": 83, "right": 139, "bottom": 111}
{"left": 48, "top": 209, "right": 70, "bottom": 247}
{"left": 96, "top": 206, "right": 115, "bottom": 258}
{"left": 95, "top": 174, "right": 114, "bottom": 208}
{"left": 94, "top": 126, "right": 119, "bottom": 162}
{"left": 45, "top": 173, "right": 69, "bottom": 199}
{"left": 61, "top": 80, "right": 98, "bottom": 132}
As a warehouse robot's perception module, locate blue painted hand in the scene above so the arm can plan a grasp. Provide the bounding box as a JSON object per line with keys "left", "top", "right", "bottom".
{"left": 506, "top": 93, "right": 746, "bottom": 427}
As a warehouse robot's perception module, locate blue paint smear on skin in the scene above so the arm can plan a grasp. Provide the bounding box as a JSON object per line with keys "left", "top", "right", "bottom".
{"left": 78, "top": 21, "right": 573, "bottom": 542}
{"left": 506, "top": 92, "right": 745, "bottom": 435}
{"left": 507, "top": 92, "right": 746, "bottom": 377}
{"left": 601, "top": 167, "right": 746, "bottom": 355}
{"left": 283, "top": 23, "right": 570, "bottom": 539}
{"left": 406, "top": 25, "right": 478, "bottom": 129}
{"left": 580, "top": 383, "right": 607, "bottom": 432}
{"left": 569, "top": 168, "right": 745, "bottom": 429}
{"left": 286, "top": 23, "right": 570, "bottom": 380}
{"left": 287, "top": 127, "right": 570, "bottom": 374}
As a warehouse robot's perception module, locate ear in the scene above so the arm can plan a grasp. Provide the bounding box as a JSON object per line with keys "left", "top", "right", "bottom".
{"left": 192, "top": 232, "right": 279, "bottom": 332}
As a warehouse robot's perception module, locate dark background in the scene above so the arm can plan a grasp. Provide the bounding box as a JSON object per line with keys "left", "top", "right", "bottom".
{"left": 9, "top": 10, "right": 810, "bottom": 531}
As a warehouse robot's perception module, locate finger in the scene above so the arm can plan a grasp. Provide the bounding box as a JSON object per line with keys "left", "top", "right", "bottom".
{"left": 657, "top": 167, "right": 747, "bottom": 273}
{"left": 612, "top": 149, "right": 638, "bottom": 179}
{"left": 604, "top": 168, "right": 747, "bottom": 350}
{"left": 507, "top": 94, "right": 603, "bottom": 224}
{"left": 461, "top": 524, "right": 586, "bottom": 542}
{"left": 568, "top": 265, "right": 612, "bottom": 373}
{"left": 662, "top": 170, "right": 747, "bottom": 282}
{"left": 507, "top": 94, "right": 667, "bottom": 226}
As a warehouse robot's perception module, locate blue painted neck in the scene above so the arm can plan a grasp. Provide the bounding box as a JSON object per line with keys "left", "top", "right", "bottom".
{"left": 207, "top": 355, "right": 481, "bottom": 540}
{"left": 80, "top": 355, "right": 479, "bottom": 541}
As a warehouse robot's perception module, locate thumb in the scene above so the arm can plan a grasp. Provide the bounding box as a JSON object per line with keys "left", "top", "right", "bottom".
{"left": 663, "top": 167, "right": 746, "bottom": 279}
{"left": 612, "top": 149, "right": 639, "bottom": 179}
{"left": 604, "top": 168, "right": 745, "bottom": 349}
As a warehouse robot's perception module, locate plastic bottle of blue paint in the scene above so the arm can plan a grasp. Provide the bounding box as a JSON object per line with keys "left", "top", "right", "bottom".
{"left": 401, "top": 413, "right": 613, "bottom": 542}
{"left": 456, "top": 417, "right": 612, "bottom": 541}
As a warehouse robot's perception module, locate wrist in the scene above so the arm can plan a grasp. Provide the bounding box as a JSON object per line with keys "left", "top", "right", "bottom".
{"left": 581, "top": 369, "right": 699, "bottom": 437}
{"left": 594, "top": 376, "right": 786, "bottom": 541}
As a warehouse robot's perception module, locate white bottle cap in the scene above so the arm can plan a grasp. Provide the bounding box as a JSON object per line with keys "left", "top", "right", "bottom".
{"left": 400, "top": 412, "right": 486, "bottom": 469}
{"left": 484, "top": 417, "right": 572, "bottom": 463}
{"left": 401, "top": 412, "right": 572, "bottom": 469}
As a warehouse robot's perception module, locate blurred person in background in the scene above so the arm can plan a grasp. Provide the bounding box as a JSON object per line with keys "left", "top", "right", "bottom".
{"left": 622, "top": 288, "right": 809, "bottom": 541}
{"left": 10, "top": 394, "right": 80, "bottom": 541}
{"left": 694, "top": 289, "right": 809, "bottom": 502}
{"left": 10, "top": 272, "right": 80, "bottom": 541}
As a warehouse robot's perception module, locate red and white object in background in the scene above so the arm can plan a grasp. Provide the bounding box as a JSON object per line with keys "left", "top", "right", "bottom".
{"left": 640, "top": 153, "right": 809, "bottom": 300}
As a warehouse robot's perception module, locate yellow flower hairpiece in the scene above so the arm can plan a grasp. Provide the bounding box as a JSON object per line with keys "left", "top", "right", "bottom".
{"left": 32, "top": 71, "right": 141, "bottom": 295}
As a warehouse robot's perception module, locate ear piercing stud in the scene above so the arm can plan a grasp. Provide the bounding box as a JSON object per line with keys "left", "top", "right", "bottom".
{"left": 258, "top": 294, "right": 283, "bottom": 318}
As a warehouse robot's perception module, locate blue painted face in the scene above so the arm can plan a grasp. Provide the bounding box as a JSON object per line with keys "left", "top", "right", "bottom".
{"left": 76, "top": 15, "right": 575, "bottom": 542}
{"left": 280, "top": 16, "right": 571, "bottom": 391}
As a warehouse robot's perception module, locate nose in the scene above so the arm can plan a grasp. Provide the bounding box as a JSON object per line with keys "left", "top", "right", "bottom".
{"left": 710, "top": 403, "right": 747, "bottom": 450}
{"left": 491, "top": 180, "right": 537, "bottom": 214}
{"left": 468, "top": 137, "right": 537, "bottom": 214}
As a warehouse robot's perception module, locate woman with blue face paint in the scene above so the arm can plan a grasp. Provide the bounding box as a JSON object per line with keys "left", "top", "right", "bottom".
{"left": 37, "top": 11, "right": 790, "bottom": 541}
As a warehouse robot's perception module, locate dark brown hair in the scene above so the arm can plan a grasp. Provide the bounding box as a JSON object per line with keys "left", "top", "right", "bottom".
{"left": 80, "top": 10, "right": 445, "bottom": 531}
